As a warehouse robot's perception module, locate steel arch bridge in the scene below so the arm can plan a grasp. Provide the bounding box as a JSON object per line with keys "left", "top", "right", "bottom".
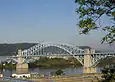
{"left": 90, "top": 53, "right": 115, "bottom": 66}
{"left": 20, "top": 43, "right": 85, "bottom": 64}
{"left": 20, "top": 42, "right": 115, "bottom": 66}
{"left": 7, "top": 43, "right": 115, "bottom": 68}
{"left": 22, "top": 43, "right": 84, "bottom": 55}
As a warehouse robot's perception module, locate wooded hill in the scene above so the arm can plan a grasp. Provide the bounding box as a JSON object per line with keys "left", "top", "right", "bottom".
{"left": 0, "top": 43, "right": 37, "bottom": 56}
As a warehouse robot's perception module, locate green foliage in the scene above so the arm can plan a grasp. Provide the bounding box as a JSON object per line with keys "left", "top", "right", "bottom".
{"left": 0, "top": 63, "right": 16, "bottom": 70}
{"left": 102, "top": 26, "right": 115, "bottom": 44}
{"left": 101, "top": 66, "right": 115, "bottom": 82}
{"left": 75, "top": 0, "right": 115, "bottom": 44}
{"left": 28, "top": 57, "right": 81, "bottom": 68}
{"left": 55, "top": 69, "right": 64, "bottom": 75}
{"left": 0, "top": 64, "right": 3, "bottom": 69}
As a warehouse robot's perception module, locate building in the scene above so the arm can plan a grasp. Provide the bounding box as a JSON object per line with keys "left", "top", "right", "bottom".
{"left": 12, "top": 74, "right": 30, "bottom": 78}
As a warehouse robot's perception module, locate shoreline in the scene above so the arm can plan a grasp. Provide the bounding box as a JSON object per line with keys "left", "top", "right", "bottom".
{"left": 28, "top": 73, "right": 102, "bottom": 82}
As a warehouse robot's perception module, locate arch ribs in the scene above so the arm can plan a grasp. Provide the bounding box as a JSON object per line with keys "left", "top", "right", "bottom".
{"left": 21, "top": 43, "right": 84, "bottom": 65}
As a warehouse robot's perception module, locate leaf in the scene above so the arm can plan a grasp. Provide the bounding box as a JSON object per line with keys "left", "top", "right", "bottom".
{"left": 75, "top": 0, "right": 115, "bottom": 44}
{"left": 111, "top": 12, "right": 115, "bottom": 16}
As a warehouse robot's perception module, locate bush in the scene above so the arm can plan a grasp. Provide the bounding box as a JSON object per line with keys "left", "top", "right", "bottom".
{"left": 55, "top": 69, "right": 64, "bottom": 75}
{"left": 101, "top": 66, "right": 115, "bottom": 82}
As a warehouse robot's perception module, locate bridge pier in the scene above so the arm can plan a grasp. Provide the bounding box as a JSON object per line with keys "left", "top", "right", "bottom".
{"left": 83, "top": 49, "right": 96, "bottom": 73}
{"left": 83, "top": 67, "right": 96, "bottom": 73}
{"left": 16, "top": 49, "right": 28, "bottom": 73}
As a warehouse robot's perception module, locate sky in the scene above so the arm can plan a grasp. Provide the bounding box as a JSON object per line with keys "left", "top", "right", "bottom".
{"left": 0, "top": 0, "right": 114, "bottom": 51}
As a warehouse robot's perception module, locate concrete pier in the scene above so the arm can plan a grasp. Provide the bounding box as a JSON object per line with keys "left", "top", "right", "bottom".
{"left": 16, "top": 49, "right": 28, "bottom": 73}
{"left": 83, "top": 49, "right": 96, "bottom": 73}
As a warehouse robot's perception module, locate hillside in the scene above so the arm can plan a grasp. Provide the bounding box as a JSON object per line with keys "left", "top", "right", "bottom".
{"left": 0, "top": 43, "right": 37, "bottom": 56}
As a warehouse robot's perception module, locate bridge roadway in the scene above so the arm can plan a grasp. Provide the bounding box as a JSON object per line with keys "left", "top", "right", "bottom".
{"left": 7, "top": 52, "right": 115, "bottom": 57}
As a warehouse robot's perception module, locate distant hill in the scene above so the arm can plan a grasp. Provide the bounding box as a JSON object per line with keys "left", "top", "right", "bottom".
{"left": 0, "top": 43, "right": 100, "bottom": 56}
{"left": 78, "top": 46, "right": 101, "bottom": 52}
{"left": 78, "top": 46, "right": 92, "bottom": 49}
{"left": 0, "top": 43, "right": 37, "bottom": 56}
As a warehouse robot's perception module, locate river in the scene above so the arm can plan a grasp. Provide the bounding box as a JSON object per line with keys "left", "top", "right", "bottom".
{"left": 0, "top": 56, "right": 102, "bottom": 77}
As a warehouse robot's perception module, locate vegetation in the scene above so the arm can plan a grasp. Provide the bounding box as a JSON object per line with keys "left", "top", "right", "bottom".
{"left": 0, "top": 63, "right": 16, "bottom": 70}
{"left": 101, "top": 66, "right": 115, "bottom": 82}
{"left": 28, "top": 57, "right": 82, "bottom": 68}
{"left": 55, "top": 69, "right": 64, "bottom": 75}
{"left": 75, "top": 0, "right": 115, "bottom": 44}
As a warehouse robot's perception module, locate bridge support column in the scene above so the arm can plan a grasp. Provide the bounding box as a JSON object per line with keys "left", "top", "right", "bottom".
{"left": 16, "top": 49, "right": 28, "bottom": 73}
{"left": 83, "top": 49, "right": 96, "bottom": 73}
{"left": 83, "top": 67, "right": 96, "bottom": 73}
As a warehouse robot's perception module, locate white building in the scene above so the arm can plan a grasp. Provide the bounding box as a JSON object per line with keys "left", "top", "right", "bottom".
{"left": 12, "top": 73, "right": 31, "bottom": 78}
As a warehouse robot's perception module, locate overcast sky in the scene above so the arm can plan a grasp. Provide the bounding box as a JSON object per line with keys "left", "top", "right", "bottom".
{"left": 0, "top": 0, "right": 114, "bottom": 51}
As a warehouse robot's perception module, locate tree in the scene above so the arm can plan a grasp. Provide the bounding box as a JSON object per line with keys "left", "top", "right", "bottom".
{"left": 101, "top": 66, "right": 115, "bottom": 82}
{"left": 75, "top": 0, "right": 115, "bottom": 44}
{"left": 55, "top": 69, "right": 64, "bottom": 75}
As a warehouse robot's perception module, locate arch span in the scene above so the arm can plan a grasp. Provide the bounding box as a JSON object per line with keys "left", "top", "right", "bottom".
{"left": 21, "top": 43, "right": 85, "bottom": 65}
{"left": 22, "top": 43, "right": 84, "bottom": 56}
{"left": 92, "top": 55, "right": 115, "bottom": 67}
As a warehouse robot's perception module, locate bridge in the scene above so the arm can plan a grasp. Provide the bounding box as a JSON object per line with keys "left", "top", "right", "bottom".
{"left": 8, "top": 43, "right": 115, "bottom": 73}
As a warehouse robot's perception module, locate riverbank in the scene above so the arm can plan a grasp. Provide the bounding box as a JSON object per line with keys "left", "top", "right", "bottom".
{"left": 29, "top": 73, "right": 102, "bottom": 82}
{"left": 30, "top": 77, "right": 99, "bottom": 82}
